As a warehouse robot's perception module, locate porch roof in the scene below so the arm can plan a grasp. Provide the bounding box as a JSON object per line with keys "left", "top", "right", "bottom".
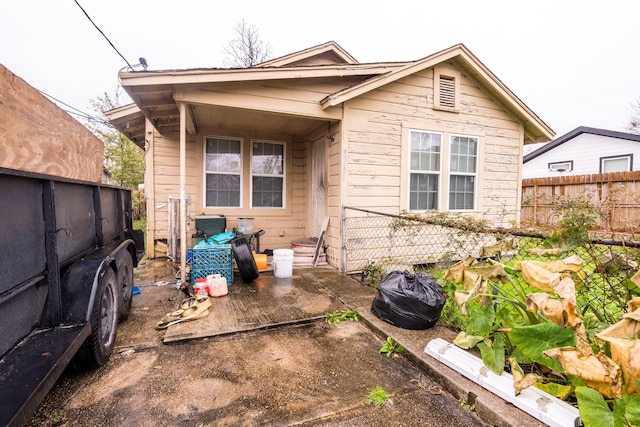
{"left": 110, "top": 61, "right": 406, "bottom": 142}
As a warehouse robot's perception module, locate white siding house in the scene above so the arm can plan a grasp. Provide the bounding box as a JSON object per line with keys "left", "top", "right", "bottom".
{"left": 523, "top": 127, "right": 640, "bottom": 179}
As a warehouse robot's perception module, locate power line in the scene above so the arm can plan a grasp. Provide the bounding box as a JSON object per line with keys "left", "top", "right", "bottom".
{"left": 73, "top": 0, "right": 133, "bottom": 70}
{"left": 37, "top": 88, "right": 115, "bottom": 128}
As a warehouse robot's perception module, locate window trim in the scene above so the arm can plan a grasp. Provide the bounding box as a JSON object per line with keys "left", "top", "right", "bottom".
{"left": 203, "top": 135, "right": 244, "bottom": 209}
{"left": 447, "top": 133, "right": 479, "bottom": 211}
{"left": 250, "top": 139, "right": 286, "bottom": 209}
{"left": 548, "top": 160, "right": 573, "bottom": 173}
{"left": 599, "top": 154, "right": 632, "bottom": 173}
{"left": 433, "top": 65, "right": 461, "bottom": 112}
{"left": 407, "top": 129, "right": 443, "bottom": 212}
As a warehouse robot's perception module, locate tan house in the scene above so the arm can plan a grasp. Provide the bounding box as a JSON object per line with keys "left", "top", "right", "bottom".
{"left": 106, "top": 41, "right": 553, "bottom": 273}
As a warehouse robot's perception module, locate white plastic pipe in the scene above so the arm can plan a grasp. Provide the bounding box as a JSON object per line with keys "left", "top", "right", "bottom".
{"left": 425, "top": 338, "right": 580, "bottom": 427}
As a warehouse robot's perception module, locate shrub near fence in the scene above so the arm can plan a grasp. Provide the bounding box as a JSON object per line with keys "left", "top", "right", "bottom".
{"left": 521, "top": 171, "right": 640, "bottom": 233}
{"left": 342, "top": 206, "right": 640, "bottom": 323}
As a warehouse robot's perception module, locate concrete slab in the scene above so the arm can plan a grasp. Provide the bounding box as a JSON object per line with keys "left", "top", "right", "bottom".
{"left": 27, "top": 260, "right": 546, "bottom": 426}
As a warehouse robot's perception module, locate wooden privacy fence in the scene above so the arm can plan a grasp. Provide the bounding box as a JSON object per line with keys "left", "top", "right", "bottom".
{"left": 521, "top": 170, "right": 640, "bottom": 233}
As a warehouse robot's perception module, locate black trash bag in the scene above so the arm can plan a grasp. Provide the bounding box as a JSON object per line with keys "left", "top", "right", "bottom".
{"left": 371, "top": 270, "right": 445, "bottom": 330}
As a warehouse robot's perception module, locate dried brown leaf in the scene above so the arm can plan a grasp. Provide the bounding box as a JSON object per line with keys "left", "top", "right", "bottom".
{"left": 543, "top": 347, "right": 621, "bottom": 399}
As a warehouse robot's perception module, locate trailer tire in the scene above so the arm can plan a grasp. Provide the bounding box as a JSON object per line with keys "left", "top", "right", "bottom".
{"left": 76, "top": 267, "right": 119, "bottom": 369}
{"left": 231, "top": 237, "right": 259, "bottom": 283}
{"left": 117, "top": 251, "right": 134, "bottom": 321}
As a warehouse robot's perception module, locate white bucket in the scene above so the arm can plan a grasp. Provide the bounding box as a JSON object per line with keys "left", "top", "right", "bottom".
{"left": 273, "top": 248, "right": 294, "bottom": 278}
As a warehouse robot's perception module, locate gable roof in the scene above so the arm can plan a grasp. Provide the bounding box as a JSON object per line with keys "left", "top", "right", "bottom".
{"left": 109, "top": 41, "right": 554, "bottom": 144}
{"left": 523, "top": 126, "right": 640, "bottom": 163}
{"left": 257, "top": 41, "right": 359, "bottom": 67}
{"left": 321, "top": 43, "right": 554, "bottom": 144}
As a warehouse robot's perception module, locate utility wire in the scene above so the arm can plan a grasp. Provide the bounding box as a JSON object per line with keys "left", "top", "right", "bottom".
{"left": 73, "top": 0, "right": 134, "bottom": 70}
{"left": 37, "top": 88, "right": 115, "bottom": 128}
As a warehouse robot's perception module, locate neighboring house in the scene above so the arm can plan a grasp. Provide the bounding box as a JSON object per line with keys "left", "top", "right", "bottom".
{"left": 522, "top": 126, "right": 640, "bottom": 179}
{"left": 106, "top": 41, "right": 553, "bottom": 272}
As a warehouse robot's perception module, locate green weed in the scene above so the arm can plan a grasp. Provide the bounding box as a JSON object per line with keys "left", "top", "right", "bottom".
{"left": 379, "top": 337, "right": 404, "bottom": 357}
{"left": 366, "top": 386, "right": 389, "bottom": 407}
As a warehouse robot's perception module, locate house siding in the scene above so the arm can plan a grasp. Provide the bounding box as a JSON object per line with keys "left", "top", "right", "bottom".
{"left": 523, "top": 133, "right": 640, "bottom": 178}
{"left": 326, "top": 120, "right": 343, "bottom": 268}
{"left": 341, "top": 61, "right": 523, "bottom": 227}
{"left": 146, "top": 126, "right": 313, "bottom": 258}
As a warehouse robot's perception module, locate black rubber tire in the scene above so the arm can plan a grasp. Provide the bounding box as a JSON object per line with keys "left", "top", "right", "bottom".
{"left": 117, "top": 250, "right": 134, "bottom": 321}
{"left": 76, "top": 267, "right": 119, "bottom": 369}
{"left": 231, "top": 237, "right": 259, "bottom": 283}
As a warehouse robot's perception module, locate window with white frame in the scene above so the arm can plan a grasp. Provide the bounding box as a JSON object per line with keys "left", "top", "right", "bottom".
{"left": 549, "top": 161, "right": 573, "bottom": 172}
{"left": 448, "top": 135, "right": 478, "bottom": 210}
{"left": 251, "top": 141, "right": 284, "bottom": 208}
{"left": 409, "top": 131, "right": 441, "bottom": 210}
{"left": 204, "top": 137, "right": 242, "bottom": 207}
{"left": 600, "top": 154, "right": 632, "bottom": 173}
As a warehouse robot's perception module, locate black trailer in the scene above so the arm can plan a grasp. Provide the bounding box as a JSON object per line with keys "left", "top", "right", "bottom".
{"left": 0, "top": 167, "right": 144, "bottom": 426}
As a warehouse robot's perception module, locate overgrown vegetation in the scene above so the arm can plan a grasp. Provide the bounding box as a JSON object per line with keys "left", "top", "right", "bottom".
{"left": 432, "top": 197, "right": 640, "bottom": 426}
{"left": 342, "top": 195, "right": 640, "bottom": 423}
{"left": 363, "top": 261, "right": 384, "bottom": 288}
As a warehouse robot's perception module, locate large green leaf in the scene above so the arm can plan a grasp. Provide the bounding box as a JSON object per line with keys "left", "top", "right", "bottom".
{"left": 453, "top": 331, "right": 485, "bottom": 349}
{"left": 534, "top": 382, "right": 573, "bottom": 400}
{"left": 575, "top": 386, "right": 628, "bottom": 427}
{"left": 617, "top": 394, "right": 640, "bottom": 427}
{"left": 509, "top": 323, "right": 575, "bottom": 371}
{"left": 466, "top": 302, "right": 495, "bottom": 336}
{"left": 477, "top": 333, "right": 506, "bottom": 375}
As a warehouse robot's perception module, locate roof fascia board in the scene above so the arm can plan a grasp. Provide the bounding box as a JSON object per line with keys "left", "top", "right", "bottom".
{"left": 119, "top": 63, "right": 405, "bottom": 87}
{"left": 104, "top": 103, "right": 142, "bottom": 121}
{"left": 321, "top": 45, "right": 464, "bottom": 108}
{"left": 258, "top": 41, "right": 358, "bottom": 67}
{"left": 321, "top": 44, "right": 554, "bottom": 141}
{"left": 454, "top": 46, "right": 554, "bottom": 139}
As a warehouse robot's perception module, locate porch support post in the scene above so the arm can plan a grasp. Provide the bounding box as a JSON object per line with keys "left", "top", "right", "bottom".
{"left": 178, "top": 102, "right": 187, "bottom": 284}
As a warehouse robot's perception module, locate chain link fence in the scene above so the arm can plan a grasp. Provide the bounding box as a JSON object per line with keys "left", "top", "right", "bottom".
{"left": 343, "top": 206, "right": 640, "bottom": 323}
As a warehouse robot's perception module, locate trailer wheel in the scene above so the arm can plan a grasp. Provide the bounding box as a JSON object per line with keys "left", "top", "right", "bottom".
{"left": 231, "top": 237, "right": 259, "bottom": 283}
{"left": 117, "top": 251, "right": 134, "bottom": 321}
{"left": 76, "top": 267, "right": 119, "bottom": 369}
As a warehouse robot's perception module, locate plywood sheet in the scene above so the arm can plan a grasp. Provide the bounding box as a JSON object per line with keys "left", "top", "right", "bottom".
{"left": 0, "top": 64, "right": 104, "bottom": 182}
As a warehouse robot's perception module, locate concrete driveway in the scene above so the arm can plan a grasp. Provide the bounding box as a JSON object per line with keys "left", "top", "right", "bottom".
{"left": 27, "top": 259, "right": 540, "bottom": 426}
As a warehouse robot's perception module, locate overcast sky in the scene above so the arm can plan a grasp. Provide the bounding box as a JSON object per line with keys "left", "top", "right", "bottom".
{"left": 2, "top": 0, "right": 638, "bottom": 139}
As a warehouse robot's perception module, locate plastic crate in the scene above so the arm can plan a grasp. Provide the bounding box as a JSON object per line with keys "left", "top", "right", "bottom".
{"left": 191, "top": 244, "right": 233, "bottom": 285}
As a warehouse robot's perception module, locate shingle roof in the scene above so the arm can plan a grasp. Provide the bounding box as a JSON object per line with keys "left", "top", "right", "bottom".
{"left": 523, "top": 126, "right": 640, "bottom": 163}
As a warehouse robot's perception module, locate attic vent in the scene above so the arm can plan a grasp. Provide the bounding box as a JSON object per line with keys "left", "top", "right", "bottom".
{"left": 439, "top": 76, "right": 456, "bottom": 108}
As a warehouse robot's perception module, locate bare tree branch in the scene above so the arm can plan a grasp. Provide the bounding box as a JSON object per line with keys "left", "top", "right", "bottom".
{"left": 222, "top": 19, "right": 272, "bottom": 68}
{"left": 628, "top": 97, "right": 640, "bottom": 135}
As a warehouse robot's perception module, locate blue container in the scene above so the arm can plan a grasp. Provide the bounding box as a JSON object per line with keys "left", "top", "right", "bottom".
{"left": 191, "top": 243, "right": 233, "bottom": 285}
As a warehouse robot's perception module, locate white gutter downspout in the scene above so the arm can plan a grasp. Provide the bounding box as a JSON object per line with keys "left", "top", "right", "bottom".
{"left": 178, "top": 102, "right": 187, "bottom": 284}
